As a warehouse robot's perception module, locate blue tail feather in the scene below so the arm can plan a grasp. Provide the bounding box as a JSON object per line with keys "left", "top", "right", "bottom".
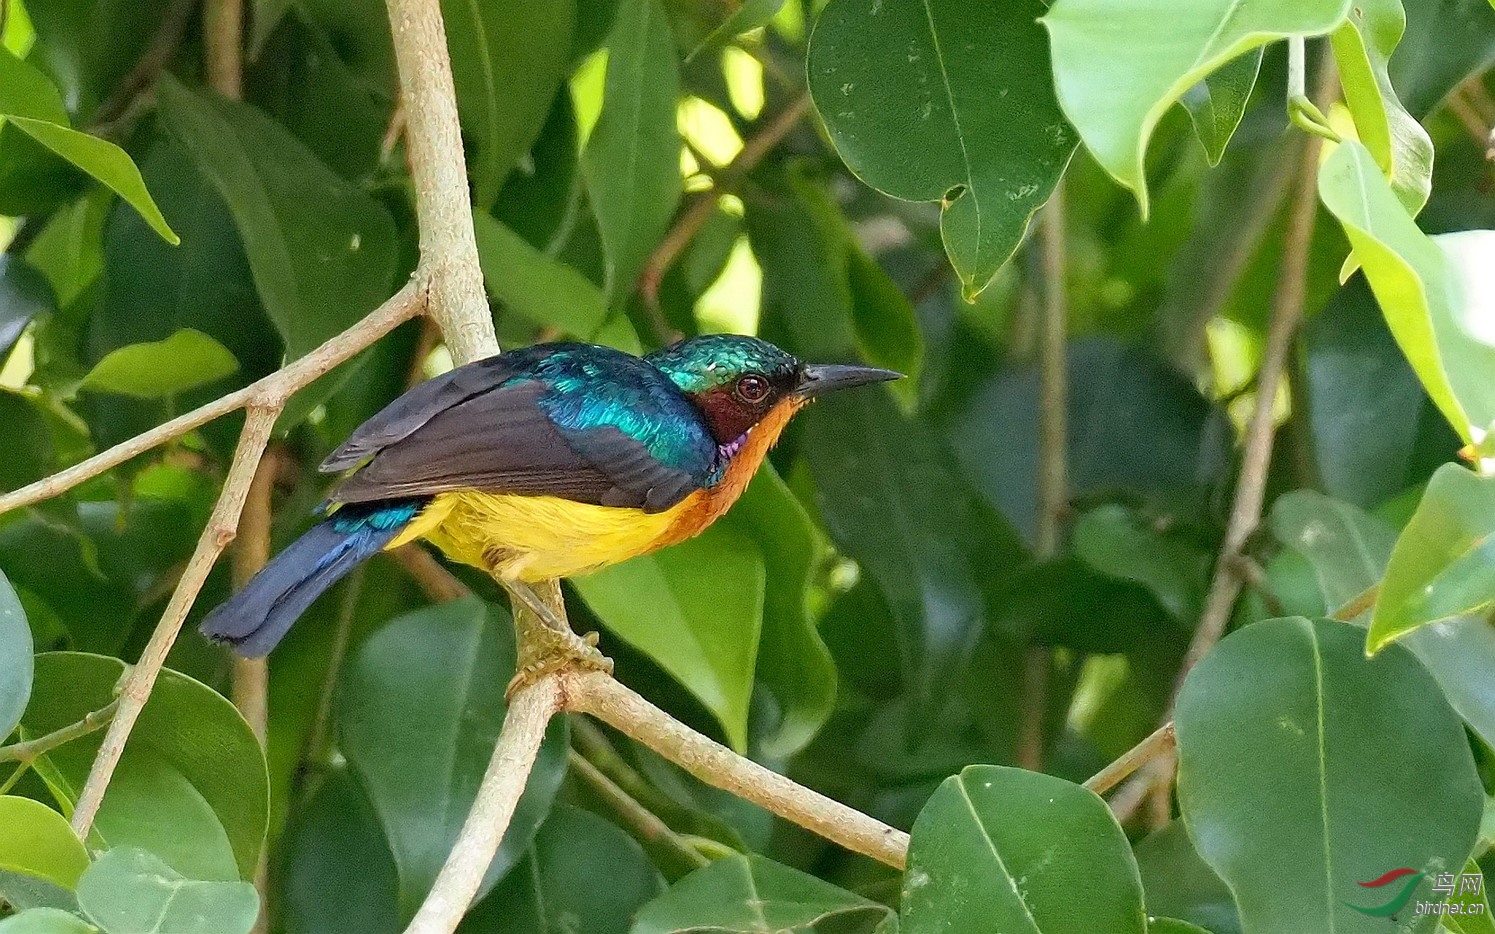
{"left": 199, "top": 500, "right": 423, "bottom": 657}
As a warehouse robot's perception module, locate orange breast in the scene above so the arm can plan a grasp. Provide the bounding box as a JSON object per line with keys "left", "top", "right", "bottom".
{"left": 654, "top": 397, "right": 804, "bottom": 548}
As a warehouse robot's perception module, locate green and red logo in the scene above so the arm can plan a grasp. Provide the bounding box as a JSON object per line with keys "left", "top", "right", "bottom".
{"left": 1345, "top": 868, "right": 1425, "bottom": 917}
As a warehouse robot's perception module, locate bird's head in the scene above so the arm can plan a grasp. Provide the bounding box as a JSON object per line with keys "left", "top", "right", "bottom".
{"left": 646, "top": 335, "right": 901, "bottom": 453}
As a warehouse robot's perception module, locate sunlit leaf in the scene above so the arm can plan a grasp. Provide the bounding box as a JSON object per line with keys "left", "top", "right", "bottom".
{"left": 77, "top": 329, "right": 238, "bottom": 399}
{"left": 1180, "top": 49, "right": 1263, "bottom": 166}
{"left": 0, "top": 798, "right": 88, "bottom": 891}
{"left": 1044, "top": 0, "right": 1350, "bottom": 212}
{"left": 76, "top": 847, "right": 258, "bottom": 934}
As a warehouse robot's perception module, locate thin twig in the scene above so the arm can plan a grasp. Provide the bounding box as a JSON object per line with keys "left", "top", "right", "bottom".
{"left": 204, "top": 0, "right": 245, "bottom": 100}
{"left": 637, "top": 92, "right": 811, "bottom": 308}
{"left": 0, "top": 699, "right": 119, "bottom": 764}
{"left": 72, "top": 405, "right": 280, "bottom": 838}
{"left": 567, "top": 749, "right": 710, "bottom": 869}
{"left": 1017, "top": 187, "right": 1068, "bottom": 772}
{"left": 0, "top": 281, "right": 424, "bottom": 514}
{"left": 404, "top": 676, "right": 564, "bottom": 934}
{"left": 570, "top": 671, "right": 910, "bottom": 869}
{"left": 92, "top": 0, "right": 196, "bottom": 128}
{"left": 1446, "top": 90, "right": 1494, "bottom": 160}
{"left": 1083, "top": 723, "right": 1174, "bottom": 796}
{"left": 390, "top": 544, "right": 471, "bottom": 603}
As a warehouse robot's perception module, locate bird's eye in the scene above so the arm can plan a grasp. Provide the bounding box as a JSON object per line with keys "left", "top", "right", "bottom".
{"left": 735, "top": 374, "right": 769, "bottom": 403}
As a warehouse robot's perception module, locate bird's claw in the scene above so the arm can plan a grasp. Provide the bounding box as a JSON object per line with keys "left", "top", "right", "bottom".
{"left": 506, "top": 628, "right": 613, "bottom": 700}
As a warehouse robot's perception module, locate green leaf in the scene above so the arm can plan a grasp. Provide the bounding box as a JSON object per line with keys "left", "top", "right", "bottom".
{"left": 846, "top": 244, "right": 922, "bottom": 393}
{"left": 1318, "top": 140, "right": 1495, "bottom": 444}
{"left": 280, "top": 769, "right": 399, "bottom": 934}
{"left": 1043, "top": 0, "right": 1350, "bottom": 213}
{"left": 1271, "top": 488, "right": 1495, "bottom": 750}
{"left": 463, "top": 805, "right": 663, "bottom": 933}
{"left": 1180, "top": 49, "right": 1263, "bottom": 166}
{"left": 443, "top": 0, "right": 576, "bottom": 208}
{"left": 1330, "top": 0, "right": 1434, "bottom": 215}
{"left": 1073, "top": 503, "right": 1207, "bottom": 621}
{"left": 574, "top": 522, "right": 765, "bottom": 752}
{"left": 76, "top": 847, "right": 258, "bottom": 934}
{"left": 1175, "top": 617, "right": 1483, "bottom": 934}
{"left": 632, "top": 854, "right": 895, "bottom": 933}
{"left": 1371, "top": 464, "right": 1495, "bottom": 651}
{"left": 0, "top": 569, "right": 33, "bottom": 739}
{"left": 581, "top": 0, "right": 682, "bottom": 300}
{"left": 0, "top": 255, "right": 54, "bottom": 361}
{"left": 1389, "top": 0, "right": 1495, "bottom": 118}
{"left": 0, "top": 49, "right": 176, "bottom": 244}
{"left": 724, "top": 467, "right": 835, "bottom": 758}
{"left": 1134, "top": 821, "right": 1241, "bottom": 934}
{"left": 339, "top": 598, "right": 568, "bottom": 919}
{"left": 473, "top": 212, "right": 641, "bottom": 353}
{"left": 807, "top": 0, "right": 1075, "bottom": 297}
{"left": 156, "top": 77, "right": 397, "bottom": 363}
{"left": 903, "top": 765, "right": 1147, "bottom": 934}
{"left": 21, "top": 653, "right": 267, "bottom": 881}
{"left": 1146, "top": 922, "right": 1211, "bottom": 934}
{"left": 0, "top": 798, "right": 88, "bottom": 890}
{"left": 0, "top": 909, "right": 97, "bottom": 933}
{"left": 1445, "top": 859, "right": 1495, "bottom": 934}
{"left": 77, "top": 329, "right": 238, "bottom": 399}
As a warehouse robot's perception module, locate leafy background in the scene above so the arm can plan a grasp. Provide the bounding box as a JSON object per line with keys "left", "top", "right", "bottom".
{"left": 2, "top": 0, "right": 1495, "bottom": 931}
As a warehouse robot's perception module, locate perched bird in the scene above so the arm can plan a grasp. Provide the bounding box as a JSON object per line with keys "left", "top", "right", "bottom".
{"left": 201, "top": 334, "right": 899, "bottom": 658}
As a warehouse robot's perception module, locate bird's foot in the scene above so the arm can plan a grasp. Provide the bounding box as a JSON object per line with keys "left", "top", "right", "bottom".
{"left": 506, "top": 627, "right": 614, "bottom": 700}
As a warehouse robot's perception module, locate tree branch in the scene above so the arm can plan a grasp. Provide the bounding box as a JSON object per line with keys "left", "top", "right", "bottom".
{"left": 1083, "top": 722, "right": 1173, "bottom": 796}
{"left": 403, "top": 676, "right": 564, "bottom": 934}
{"left": 569, "top": 671, "right": 910, "bottom": 869}
{"left": 567, "top": 748, "right": 710, "bottom": 870}
{"left": 71, "top": 404, "right": 280, "bottom": 838}
{"left": 0, "top": 699, "right": 118, "bottom": 764}
{"left": 1017, "top": 184, "right": 1068, "bottom": 772}
{"left": 230, "top": 451, "right": 276, "bottom": 743}
{"left": 385, "top": 0, "right": 495, "bottom": 364}
{"left": 204, "top": 0, "right": 244, "bottom": 100}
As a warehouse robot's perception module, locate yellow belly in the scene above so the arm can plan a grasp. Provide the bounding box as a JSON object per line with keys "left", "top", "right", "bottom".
{"left": 384, "top": 490, "right": 688, "bottom": 581}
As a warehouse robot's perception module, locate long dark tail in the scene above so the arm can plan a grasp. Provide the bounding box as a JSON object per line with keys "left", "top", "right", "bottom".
{"left": 199, "top": 500, "right": 423, "bottom": 657}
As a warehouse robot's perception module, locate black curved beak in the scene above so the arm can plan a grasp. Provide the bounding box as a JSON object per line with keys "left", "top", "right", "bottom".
{"left": 795, "top": 363, "right": 904, "bottom": 398}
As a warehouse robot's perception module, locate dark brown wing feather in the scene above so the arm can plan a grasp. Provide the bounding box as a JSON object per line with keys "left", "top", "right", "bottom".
{"left": 326, "top": 381, "right": 704, "bottom": 513}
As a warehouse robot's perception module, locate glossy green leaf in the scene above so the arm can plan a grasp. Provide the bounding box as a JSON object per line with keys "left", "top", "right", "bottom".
{"left": 632, "top": 854, "right": 895, "bottom": 934}
{"left": 443, "top": 0, "right": 576, "bottom": 208}
{"left": 1318, "top": 140, "right": 1495, "bottom": 443}
{"left": 1371, "top": 464, "right": 1495, "bottom": 651}
{"left": 575, "top": 521, "right": 765, "bottom": 752}
{"left": 0, "top": 569, "right": 32, "bottom": 739}
{"left": 0, "top": 48, "right": 176, "bottom": 245}
{"left": 0, "top": 909, "right": 97, "bottom": 933}
{"left": 463, "top": 806, "right": 663, "bottom": 933}
{"left": 339, "top": 598, "right": 568, "bottom": 918}
{"left": 581, "top": 0, "right": 681, "bottom": 300}
{"left": 1175, "top": 617, "right": 1483, "bottom": 934}
{"left": 473, "top": 212, "right": 640, "bottom": 353}
{"left": 1331, "top": 0, "right": 1434, "bottom": 215}
{"left": 808, "top": 0, "right": 1075, "bottom": 297}
{"left": 724, "top": 467, "right": 835, "bottom": 758}
{"left": 76, "top": 847, "right": 258, "bottom": 934}
{"left": 1044, "top": 0, "right": 1350, "bottom": 213}
{"left": 1180, "top": 49, "right": 1263, "bottom": 166}
{"left": 0, "top": 798, "right": 88, "bottom": 890}
{"left": 903, "top": 765, "right": 1146, "bottom": 934}
{"left": 1134, "top": 821, "right": 1241, "bottom": 934}
{"left": 846, "top": 243, "right": 922, "bottom": 392}
{"left": 156, "top": 77, "right": 397, "bottom": 362}
{"left": 77, "top": 329, "right": 238, "bottom": 399}
{"left": 1270, "top": 488, "right": 1495, "bottom": 750}
{"left": 20, "top": 653, "right": 267, "bottom": 881}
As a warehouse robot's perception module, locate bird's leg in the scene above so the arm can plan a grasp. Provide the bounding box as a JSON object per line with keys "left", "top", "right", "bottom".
{"left": 502, "top": 579, "right": 613, "bottom": 698}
